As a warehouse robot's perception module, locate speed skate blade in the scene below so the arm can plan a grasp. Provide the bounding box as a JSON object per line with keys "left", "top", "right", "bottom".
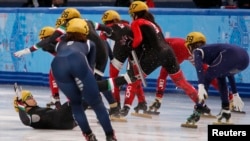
{"left": 212, "top": 121, "right": 234, "bottom": 125}
{"left": 110, "top": 116, "right": 127, "bottom": 122}
{"left": 231, "top": 110, "right": 246, "bottom": 114}
{"left": 201, "top": 113, "right": 216, "bottom": 118}
{"left": 146, "top": 111, "right": 160, "bottom": 115}
{"left": 131, "top": 112, "right": 152, "bottom": 119}
{"left": 181, "top": 123, "right": 197, "bottom": 128}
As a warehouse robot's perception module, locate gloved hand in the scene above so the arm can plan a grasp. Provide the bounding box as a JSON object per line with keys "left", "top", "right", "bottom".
{"left": 120, "top": 35, "right": 133, "bottom": 48}
{"left": 232, "top": 93, "right": 244, "bottom": 111}
{"left": 47, "top": 95, "right": 61, "bottom": 109}
{"left": 13, "top": 96, "right": 25, "bottom": 112}
{"left": 14, "top": 48, "right": 31, "bottom": 57}
{"left": 197, "top": 84, "right": 208, "bottom": 103}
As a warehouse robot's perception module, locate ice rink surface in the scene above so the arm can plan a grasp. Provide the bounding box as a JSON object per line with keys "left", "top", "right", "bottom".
{"left": 1, "top": 84, "right": 250, "bottom": 141}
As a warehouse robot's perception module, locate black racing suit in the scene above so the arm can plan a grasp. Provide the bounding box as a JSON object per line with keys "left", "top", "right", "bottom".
{"left": 19, "top": 102, "right": 76, "bottom": 129}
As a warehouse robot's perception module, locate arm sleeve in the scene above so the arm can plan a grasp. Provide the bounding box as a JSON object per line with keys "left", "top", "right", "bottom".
{"left": 105, "top": 41, "right": 114, "bottom": 60}
{"left": 87, "top": 41, "right": 97, "bottom": 70}
{"left": 19, "top": 110, "right": 31, "bottom": 126}
{"left": 194, "top": 49, "right": 205, "bottom": 84}
{"left": 36, "top": 26, "right": 66, "bottom": 53}
{"left": 130, "top": 22, "right": 143, "bottom": 48}
{"left": 96, "top": 23, "right": 113, "bottom": 37}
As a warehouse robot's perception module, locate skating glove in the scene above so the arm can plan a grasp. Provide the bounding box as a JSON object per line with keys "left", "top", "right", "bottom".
{"left": 232, "top": 93, "right": 244, "bottom": 111}
{"left": 13, "top": 96, "right": 25, "bottom": 112}
{"left": 120, "top": 35, "right": 133, "bottom": 49}
{"left": 14, "top": 48, "right": 31, "bottom": 57}
{"left": 51, "top": 96, "right": 62, "bottom": 109}
{"left": 197, "top": 84, "right": 208, "bottom": 103}
{"left": 48, "top": 95, "right": 61, "bottom": 109}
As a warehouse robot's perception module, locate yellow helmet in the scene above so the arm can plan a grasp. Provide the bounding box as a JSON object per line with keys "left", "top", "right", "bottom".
{"left": 102, "top": 10, "right": 121, "bottom": 24}
{"left": 185, "top": 32, "right": 206, "bottom": 47}
{"left": 60, "top": 8, "right": 81, "bottom": 20}
{"left": 129, "top": 1, "right": 148, "bottom": 14}
{"left": 55, "top": 17, "right": 66, "bottom": 28}
{"left": 39, "top": 26, "right": 55, "bottom": 40}
{"left": 21, "top": 90, "right": 32, "bottom": 102}
{"left": 66, "top": 18, "right": 89, "bottom": 35}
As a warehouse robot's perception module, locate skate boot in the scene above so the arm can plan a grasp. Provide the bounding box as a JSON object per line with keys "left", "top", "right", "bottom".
{"left": 213, "top": 107, "right": 232, "bottom": 125}
{"left": 147, "top": 99, "right": 161, "bottom": 115}
{"left": 120, "top": 106, "right": 130, "bottom": 117}
{"left": 181, "top": 104, "right": 203, "bottom": 128}
{"left": 134, "top": 102, "right": 147, "bottom": 113}
{"left": 83, "top": 133, "right": 98, "bottom": 141}
{"left": 131, "top": 102, "right": 152, "bottom": 118}
{"left": 200, "top": 104, "right": 216, "bottom": 118}
{"left": 106, "top": 134, "right": 117, "bottom": 141}
{"left": 117, "top": 102, "right": 121, "bottom": 110}
{"left": 109, "top": 106, "right": 127, "bottom": 122}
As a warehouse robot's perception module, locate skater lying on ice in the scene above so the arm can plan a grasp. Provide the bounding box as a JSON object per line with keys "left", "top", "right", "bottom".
{"left": 13, "top": 87, "right": 77, "bottom": 129}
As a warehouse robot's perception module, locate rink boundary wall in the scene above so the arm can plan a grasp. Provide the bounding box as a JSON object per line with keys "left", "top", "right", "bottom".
{"left": 0, "top": 7, "right": 250, "bottom": 97}
{"left": 0, "top": 71, "right": 249, "bottom": 98}
{"left": 2, "top": 7, "right": 250, "bottom": 15}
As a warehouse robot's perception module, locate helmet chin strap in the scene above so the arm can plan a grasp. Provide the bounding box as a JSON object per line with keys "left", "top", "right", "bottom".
{"left": 23, "top": 101, "right": 37, "bottom": 109}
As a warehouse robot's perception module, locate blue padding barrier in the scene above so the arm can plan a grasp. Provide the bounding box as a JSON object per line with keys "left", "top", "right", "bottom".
{"left": 1, "top": 71, "right": 249, "bottom": 98}
{"left": 0, "top": 6, "right": 250, "bottom": 16}
{"left": 2, "top": 7, "right": 250, "bottom": 15}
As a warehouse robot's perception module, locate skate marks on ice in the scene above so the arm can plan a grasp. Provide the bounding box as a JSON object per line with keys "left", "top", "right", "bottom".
{"left": 1, "top": 85, "right": 250, "bottom": 141}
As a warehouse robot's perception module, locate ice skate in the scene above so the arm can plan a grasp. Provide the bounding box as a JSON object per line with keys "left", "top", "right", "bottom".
{"left": 109, "top": 106, "right": 127, "bottom": 122}
{"left": 181, "top": 110, "right": 201, "bottom": 128}
{"left": 131, "top": 102, "right": 152, "bottom": 119}
{"left": 147, "top": 99, "right": 161, "bottom": 115}
{"left": 83, "top": 133, "right": 98, "bottom": 141}
{"left": 120, "top": 106, "right": 130, "bottom": 117}
{"left": 199, "top": 104, "right": 216, "bottom": 118}
{"left": 231, "top": 109, "right": 246, "bottom": 114}
{"left": 106, "top": 134, "right": 117, "bottom": 141}
{"left": 181, "top": 104, "right": 204, "bottom": 128}
{"left": 213, "top": 108, "right": 233, "bottom": 125}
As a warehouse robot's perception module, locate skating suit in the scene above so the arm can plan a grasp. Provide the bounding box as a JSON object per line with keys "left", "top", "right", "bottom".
{"left": 130, "top": 18, "right": 180, "bottom": 75}
{"left": 19, "top": 102, "right": 76, "bottom": 129}
{"left": 51, "top": 40, "right": 114, "bottom": 135}
{"left": 193, "top": 43, "right": 249, "bottom": 103}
